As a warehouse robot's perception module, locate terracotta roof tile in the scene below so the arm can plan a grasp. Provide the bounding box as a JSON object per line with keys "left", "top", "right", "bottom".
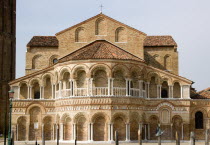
{"left": 59, "top": 40, "right": 144, "bottom": 63}
{"left": 27, "top": 36, "right": 58, "bottom": 47}
{"left": 27, "top": 35, "right": 177, "bottom": 48}
{"left": 144, "top": 36, "right": 177, "bottom": 47}
{"left": 191, "top": 87, "right": 210, "bottom": 99}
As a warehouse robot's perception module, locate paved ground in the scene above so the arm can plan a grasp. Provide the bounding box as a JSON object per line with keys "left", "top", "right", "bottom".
{"left": 0, "top": 141, "right": 207, "bottom": 145}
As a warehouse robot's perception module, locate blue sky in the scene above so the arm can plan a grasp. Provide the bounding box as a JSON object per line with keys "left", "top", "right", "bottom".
{"left": 17, "top": 0, "right": 210, "bottom": 91}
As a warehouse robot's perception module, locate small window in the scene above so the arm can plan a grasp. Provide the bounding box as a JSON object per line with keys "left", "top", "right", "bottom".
{"left": 34, "top": 92, "right": 40, "bottom": 99}
{"left": 161, "top": 89, "right": 168, "bottom": 98}
{"left": 195, "top": 111, "right": 203, "bottom": 129}
{"left": 53, "top": 58, "right": 58, "bottom": 64}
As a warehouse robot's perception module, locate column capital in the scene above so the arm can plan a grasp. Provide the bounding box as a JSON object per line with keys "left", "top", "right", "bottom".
{"left": 59, "top": 81, "right": 62, "bottom": 84}
{"left": 138, "top": 80, "right": 144, "bottom": 83}
{"left": 146, "top": 82, "right": 150, "bottom": 85}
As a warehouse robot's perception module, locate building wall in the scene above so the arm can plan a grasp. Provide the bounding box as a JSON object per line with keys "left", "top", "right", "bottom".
{"left": 56, "top": 16, "right": 146, "bottom": 59}
{"left": 25, "top": 47, "right": 59, "bottom": 75}
{"left": 0, "top": 0, "right": 16, "bottom": 135}
{"left": 144, "top": 46, "right": 179, "bottom": 75}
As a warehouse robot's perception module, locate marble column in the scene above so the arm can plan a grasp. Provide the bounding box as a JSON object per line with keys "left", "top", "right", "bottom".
{"left": 59, "top": 123, "right": 64, "bottom": 141}
{"left": 73, "top": 124, "right": 76, "bottom": 140}
{"left": 40, "top": 86, "right": 43, "bottom": 99}
{"left": 30, "top": 86, "right": 32, "bottom": 99}
{"left": 126, "top": 79, "right": 129, "bottom": 96}
{"left": 126, "top": 123, "right": 130, "bottom": 141}
{"left": 91, "top": 123, "right": 93, "bottom": 141}
{"left": 110, "top": 123, "right": 114, "bottom": 141}
{"left": 111, "top": 78, "right": 114, "bottom": 96}
{"left": 180, "top": 85, "right": 183, "bottom": 98}
{"left": 108, "top": 78, "right": 111, "bottom": 96}
{"left": 27, "top": 86, "right": 30, "bottom": 99}
{"left": 59, "top": 81, "right": 62, "bottom": 98}
{"left": 17, "top": 86, "right": 20, "bottom": 99}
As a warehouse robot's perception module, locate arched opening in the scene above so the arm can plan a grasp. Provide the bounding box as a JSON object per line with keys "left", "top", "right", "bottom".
{"left": 161, "top": 81, "right": 169, "bottom": 98}
{"left": 115, "top": 27, "right": 127, "bottom": 42}
{"left": 32, "top": 82, "right": 40, "bottom": 99}
{"left": 93, "top": 69, "right": 108, "bottom": 96}
{"left": 43, "top": 116, "right": 52, "bottom": 140}
{"left": 150, "top": 76, "right": 158, "bottom": 98}
{"left": 61, "top": 71, "right": 70, "bottom": 97}
{"left": 93, "top": 116, "right": 107, "bottom": 141}
{"left": 17, "top": 116, "right": 26, "bottom": 141}
{"left": 95, "top": 18, "right": 106, "bottom": 35}
{"left": 75, "top": 27, "right": 86, "bottom": 42}
{"left": 64, "top": 117, "right": 72, "bottom": 140}
{"left": 44, "top": 77, "right": 52, "bottom": 99}
{"left": 29, "top": 107, "right": 41, "bottom": 140}
{"left": 32, "top": 55, "right": 42, "bottom": 69}
{"left": 77, "top": 116, "right": 87, "bottom": 141}
{"left": 20, "top": 83, "right": 28, "bottom": 99}
{"left": 113, "top": 70, "right": 126, "bottom": 96}
{"left": 113, "top": 116, "right": 126, "bottom": 141}
{"left": 75, "top": 70, "right": 86, "bottom": 96}
{"left": 130, "top": 120, "right": 138, "bottom": 140}
{"left": 149, "top": 116, "right": 159, "bottom": 140}
{"left": 173, "top": 82, "right": 181, "bottom": 98}
{"left": 172, "top": 116, "right": 182, "bottom": 139}
{"left": 195, "top": 111, "right": 203, "bottom": 129}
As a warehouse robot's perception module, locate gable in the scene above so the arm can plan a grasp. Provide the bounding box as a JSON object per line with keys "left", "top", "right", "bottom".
{"left": 55, "top": 13, "right": 147, "bottom": 59}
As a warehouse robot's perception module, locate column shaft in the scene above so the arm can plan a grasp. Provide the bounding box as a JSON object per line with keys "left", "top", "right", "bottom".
{"left": 126, "top": 124, "right": 130, "bottom": 141}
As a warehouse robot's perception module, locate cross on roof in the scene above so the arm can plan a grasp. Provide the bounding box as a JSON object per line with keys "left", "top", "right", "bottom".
{"left": 100, "top": 4, "right": 103, "bottom": 13}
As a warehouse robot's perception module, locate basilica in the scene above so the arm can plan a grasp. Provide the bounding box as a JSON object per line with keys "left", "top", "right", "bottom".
{"left": 9, "top": 13, "right": 210, "bottom": 142}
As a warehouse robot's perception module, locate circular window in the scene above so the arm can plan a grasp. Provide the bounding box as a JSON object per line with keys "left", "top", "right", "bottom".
{"left": 53, "top": 58, "right": 58, "bottom": 64}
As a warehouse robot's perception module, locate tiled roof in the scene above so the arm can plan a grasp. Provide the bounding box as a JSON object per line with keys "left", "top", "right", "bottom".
{"left": 191, "top": 87, "right": 210, "bottom": 99}
{"left": 27, "top": 36, "right": 177, "bottom": 48}
{"left": 144, "top": 36, "right": 177, "bottom": 47}
{"left": 59, "top": 40, "right": 144, "bottom": 63}
{"left": 27, "top": 36, "right": 58, "bottom": 47}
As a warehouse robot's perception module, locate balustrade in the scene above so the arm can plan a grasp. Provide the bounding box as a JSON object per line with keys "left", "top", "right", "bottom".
{"left": 130, "top": 88, "right": 140, "bottom": 97}
{"left": 113, "top": 87, "right": 126, "bottom": 96}
{"left": 74, "top": 88, "right": 87, "bottom": 96}
{"left": 92, "top": 87, "right": 108, "bottom": 96}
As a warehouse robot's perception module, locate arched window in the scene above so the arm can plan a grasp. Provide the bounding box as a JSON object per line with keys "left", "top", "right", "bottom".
{"left": 161, "top": 89, "right": 168, "bottom": 98}
{"left": 75, "top": 27, "right": 86, "bottom": 42}
{"left": 115, "top": 27, "right": 127, "bottom": 42}
{"left": 34, "top": 92, "right": 40, "bottom": 99}
{"left": 161, "top": 109, "right": 170, "bottom": 124}
{"left": 195, "top": 111, "right": 203, "bottom": 129}
{"left": 32, "top": 55, "right": 42, "bottom": 69}
{"left": 95, "top": 18, "right": 106, "bottom": 35}
{"left": 173, "top": 82, "right": 181, "bottom": 98}
{"left": 164, "top": 55, "right": 171, "bottom": 70}
{"left": 49, "top": 55, "right": 59, "bottom": 66}
{"left": 161, "top": 81, "right": 169, "bottom": 98}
